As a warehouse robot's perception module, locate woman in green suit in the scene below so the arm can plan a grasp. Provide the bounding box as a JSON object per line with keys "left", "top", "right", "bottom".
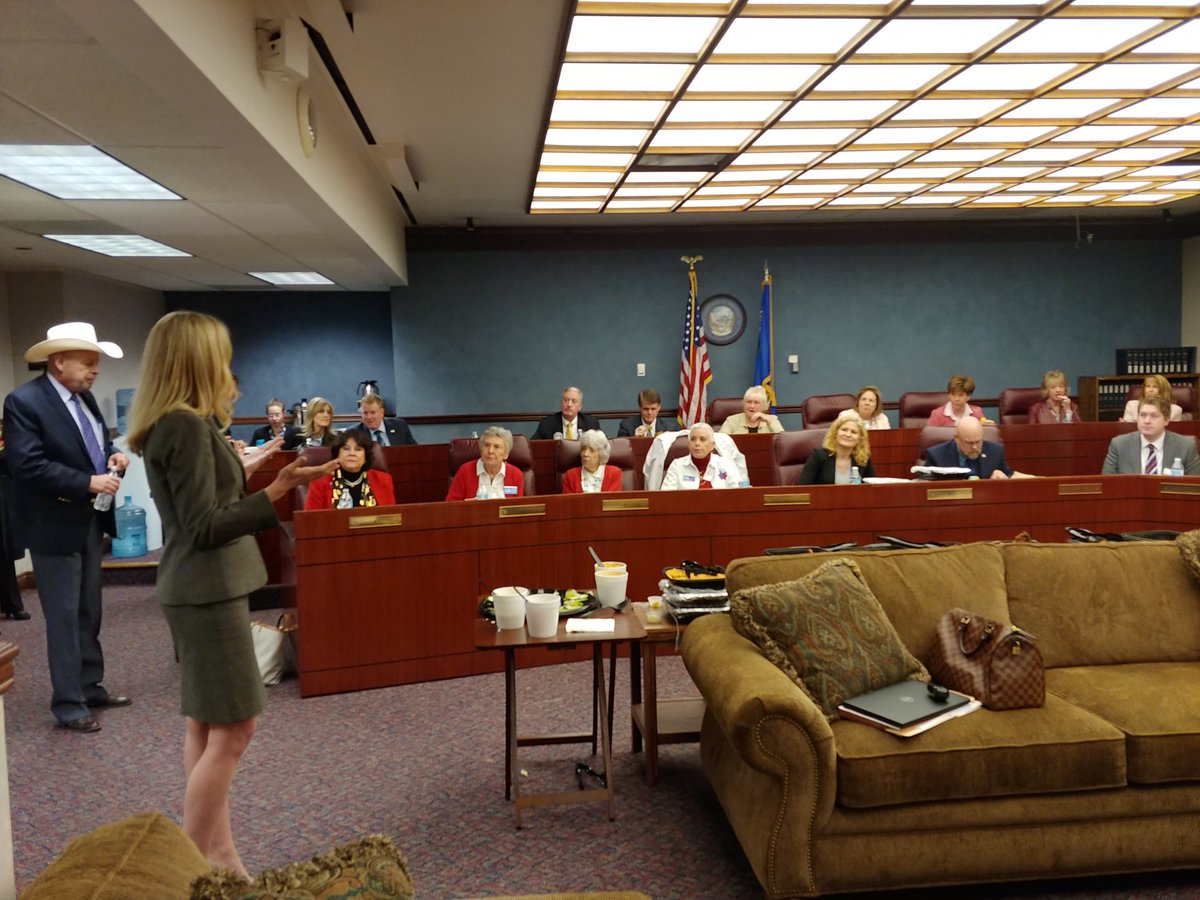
{"left": 127, "top": 311, "right": 334, "bottom": 876}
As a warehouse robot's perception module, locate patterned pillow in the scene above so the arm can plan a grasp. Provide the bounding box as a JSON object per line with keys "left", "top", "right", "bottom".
{"left": 731, "top": 558, "right": 929, "bottom": 719}
{"left": 1177, "top": 529, "right": 1200, "bottom": 587}
{"left": 190, "top": 835, "right": 412, "bottom": 900}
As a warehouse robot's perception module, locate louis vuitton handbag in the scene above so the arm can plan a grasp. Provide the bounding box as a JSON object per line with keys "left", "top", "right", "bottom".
{"left": 928, "top": 608, "right": 1044, "bottom": 710}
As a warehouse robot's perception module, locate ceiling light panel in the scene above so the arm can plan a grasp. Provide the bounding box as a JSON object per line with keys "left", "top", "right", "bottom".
{"left": 0, "top": 145, "right": 180, "bottom": 200}
{"left": 533, "top": 4, "right": 1200, "bottom": 216}
{"left": 247, "top": 271, "right": 335, "bottom": 285}
{"left": 44, "top": 234, "right": 189, "bottom": 256}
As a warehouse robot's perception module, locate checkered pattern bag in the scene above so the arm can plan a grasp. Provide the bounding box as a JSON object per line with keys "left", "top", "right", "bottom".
{"left": 929, "top": 608, "right": 1044, "bottom": 710}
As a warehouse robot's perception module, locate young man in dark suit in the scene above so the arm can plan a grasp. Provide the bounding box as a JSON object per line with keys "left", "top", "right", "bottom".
{"left": 4, "top": 322, "right": 132, "bottom": 732}
{"left": 357, "top": 393, "right": 416, "bottom": 446}
{"left": 617, "top": 388, "right": 665, "bottom": 437}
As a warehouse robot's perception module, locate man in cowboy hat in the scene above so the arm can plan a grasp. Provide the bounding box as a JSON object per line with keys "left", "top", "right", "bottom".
{"left": 4, "top": 322, "right": 131, "bottom": 733}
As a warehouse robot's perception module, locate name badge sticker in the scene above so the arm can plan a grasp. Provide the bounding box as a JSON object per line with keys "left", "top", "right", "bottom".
{"left": 683, "top": 475, "right": 697, "bottom": 483}
{"left": 504, "top": 485, "right": 518, "bottom": 495}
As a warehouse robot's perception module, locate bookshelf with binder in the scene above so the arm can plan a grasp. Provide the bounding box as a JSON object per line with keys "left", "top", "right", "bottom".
{"left": 1077, "top": 373, "right": 1200, "bottom": 421}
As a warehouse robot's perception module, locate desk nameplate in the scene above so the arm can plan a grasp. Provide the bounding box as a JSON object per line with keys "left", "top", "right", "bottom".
{"left": 1161, "top": 482, "right": 1200, "bottom": 495}
{"left": 1059, "top": 483, "right": 1102, "bottom": 496}
{"left": 927, "top": 487, "right": 973, "bottom": 501}
{"left": 499, "top": 504, "right": 546, "bottom": 518}
{"left": 602, "top": 498, "right": 650, "bottom": 511}
{"left": 763, "top": 493, "right": 811, "bottom": 506}
{"left": 348, "top": 513, "right": 403, "bottom": 529}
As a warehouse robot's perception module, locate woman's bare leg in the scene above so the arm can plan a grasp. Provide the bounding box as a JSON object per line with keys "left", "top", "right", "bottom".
{"left": 182, "top": 716, "right": 257, "bottom": 877}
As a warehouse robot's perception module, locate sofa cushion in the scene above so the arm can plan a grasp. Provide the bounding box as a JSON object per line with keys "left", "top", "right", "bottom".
{"left": 726, "top": 543, "right": 1011, "bottom": 662}
{"left": 1178, "top": 528, "right": 1200, "bottom": 586}
{"left": 1004, "top": 543, "right": 1200, "bottom": 667}
{"left": 830, "top": 692, "right": 1127, "bottom": 808}
{"left": 731, "top": 558, "right": 929, "bottom": 719}
{"left": 189, "top": 835, "right": 412, "bottom": 900}
{"left": 1046, "top": 662, "right": 1200, "bottom": 785}
{"left": 22, "top": 810, "right": 211, "bottom": 900}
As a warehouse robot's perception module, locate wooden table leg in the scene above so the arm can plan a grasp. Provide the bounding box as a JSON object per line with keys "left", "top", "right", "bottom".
{"left": 630, "top": 638, "right": 643, "bottom": 753}
{"left": 594, "top": 644, "right": 615, "bottom": 821}
{"left": 607, "top": 642, "right": 617, "bottom": 751}
{"left": 642, "top": 640, "right": 659, "bottom": 786}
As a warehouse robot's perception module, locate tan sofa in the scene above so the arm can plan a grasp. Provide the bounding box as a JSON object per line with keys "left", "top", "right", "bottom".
{"left": 681, "top": 541, "right": 1200, "bottom": 898}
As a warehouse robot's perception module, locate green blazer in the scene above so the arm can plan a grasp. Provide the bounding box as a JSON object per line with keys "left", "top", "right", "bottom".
{"left": 142, "top": 410, "right": 278, "bottom": 606}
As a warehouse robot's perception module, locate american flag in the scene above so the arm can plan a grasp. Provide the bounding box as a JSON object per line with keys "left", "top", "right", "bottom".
{"left": 677, "top": 260, "right": 711, "bottom": 427}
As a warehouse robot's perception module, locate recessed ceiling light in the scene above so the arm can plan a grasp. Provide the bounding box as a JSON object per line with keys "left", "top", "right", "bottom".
{"left": 43, "top": 234, "right": 189, "bottom": 256}
{"left": 0, "top": 145, "right": 180, "bottom": 200}
{"left": 248, "top": 271, "right": 335, "bottom": 285}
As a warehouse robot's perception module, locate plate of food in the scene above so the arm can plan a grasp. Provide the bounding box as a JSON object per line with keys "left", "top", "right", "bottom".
{"left": 662, "top": 562, "right": 726, "bottom": 589}
{"left": 479, "top": 588, "right": 600, "bottom": 620}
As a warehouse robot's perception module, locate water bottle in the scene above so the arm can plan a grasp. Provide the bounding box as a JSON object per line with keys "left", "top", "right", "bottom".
{"left": 93, "top": 465, "right": 119, "bottom": 511}
{"left": 1169, "top": 457, "right": 1185, "bottom": 477}
{"left": 850, "top": 466, "right": 862, "bottom": 485}
{"left": 337, "top": 488, "right": 354, "bottom": 509}
{"left": 111, "top": 495, "right": 148, "bottom": 558}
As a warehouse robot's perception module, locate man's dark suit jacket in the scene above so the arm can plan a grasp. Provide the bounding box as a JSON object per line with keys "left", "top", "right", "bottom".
{"left": 251, "top": 424, "right": 284, "bottom": 445}
{"left": 3, "top": 373, "right": 117, "bottom": 553}
{"left": 924, "top": 439, "right": 1013, "bottom": 478}
{"left": 531, "top": 412, "right": 602, "bottom": 440}
{"left": 616, "top": 415, "right": 667, "bottom": 437}
{"left": 360, "top": 416, "right": 417, "bottom": 446}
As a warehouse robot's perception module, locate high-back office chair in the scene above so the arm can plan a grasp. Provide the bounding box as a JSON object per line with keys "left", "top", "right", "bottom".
{"left": 898, "top": 391, "right": 946, "bottom": 428}
{"left": 800, "top": 393, "right": 855, "bottom": 430}
{"left": 1124, "top": 383, "right": 1196, "bottom": 420}
{"left": 554, "top": 437, "right": 640, "bottom": 491}
{"left": 916, "top": 424, "right": 1002, "bottom": 465}
{"left": 998, "top": 387, "right": 1046, "bottom": 425}
{"left": 770, "top": 430, "right": 827, "bottom": 485}
{"left": 448, "top": 434, "right": 536, "bottom": 496}
{"left": 706, "top": 398, "right": 743, "bottom": 429}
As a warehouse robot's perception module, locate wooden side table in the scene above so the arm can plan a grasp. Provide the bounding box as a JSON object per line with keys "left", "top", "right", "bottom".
{"left": 473, "top": 611, "right": 644, "bottom": 827}
{"left": 629, "top": 603, "right": 706, "bottom": 786}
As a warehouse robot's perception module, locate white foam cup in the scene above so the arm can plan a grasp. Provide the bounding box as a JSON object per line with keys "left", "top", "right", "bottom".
{"left": 595, "top": 566, "right": 629, "bottom": 608}
{"left": 492, "top": 587, "right": 527, "bottom": 630}
{"left": 525, "top": 593, "right": 560, "bottom": 638}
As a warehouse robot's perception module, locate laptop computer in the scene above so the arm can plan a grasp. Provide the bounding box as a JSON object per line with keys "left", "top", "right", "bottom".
{"left": 840, "top": 680, "right": 971, "bottom": 729}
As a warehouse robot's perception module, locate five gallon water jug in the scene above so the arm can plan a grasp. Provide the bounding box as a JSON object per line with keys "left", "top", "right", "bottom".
{"left": 111, "top": 496, "right": 148, "bottom": 558}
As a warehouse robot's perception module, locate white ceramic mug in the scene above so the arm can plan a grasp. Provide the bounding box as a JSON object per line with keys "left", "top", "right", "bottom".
{"left": 492, "top": 587, "right": 527, "bottom": 630}
{"left": 525, "top": 593, "right": 560, "bottom": 638}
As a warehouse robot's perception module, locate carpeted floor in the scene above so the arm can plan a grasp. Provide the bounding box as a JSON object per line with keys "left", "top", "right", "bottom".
{"left": 4, "top": 584, "right": 1200, "bottom": 898}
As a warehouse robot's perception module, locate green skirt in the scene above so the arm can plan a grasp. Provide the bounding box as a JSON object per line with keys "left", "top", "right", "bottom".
{"left": 162, "top": 596, "right": 267, "bottom": 723}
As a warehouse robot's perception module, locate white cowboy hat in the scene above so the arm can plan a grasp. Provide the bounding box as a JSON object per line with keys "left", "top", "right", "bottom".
{"left": 24, "top": 321, "right": 123, "bottom": 363}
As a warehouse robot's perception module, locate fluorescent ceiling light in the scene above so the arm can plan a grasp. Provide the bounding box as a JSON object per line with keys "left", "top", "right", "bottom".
{"left": 828, "top": 196, "right": 896, "bottom": 205}
{"left": 612, "top": 186, "right": 692, "bottom": 197}
{"left": 695, "top": 185, "right": 767, "bottom": 196}
{"left": 854, "top": 182, "right": 924, "bottom": 192}
{"left": 1055, "top": 165, "right": 1124, "bottom": 177}
{"left": 1115, "top": 192, "right": 1173, "bottom": 201}
{"left": 0, "top": 145, "right": 180, "bottom": 200}
{"left": 883, "top": 166, "right": 964, "bottom": 178}
{"left": 1044, "top": 194, "right": 1105, "bottom": 202}
{"left": 714, "top": 18, "right": 872, "bottom": 55}
{"left": 566, "top": 16, "right": 718, "bottom": 54}
{"left": 681, "top": 198, "right": 747, "bottom": 208}
{"left": 902, "top": 196, "right": 966, "bottom": 204}
{"left": 1150, "top": 126, "right": 1200, "bottom": 141}
{"left": 605, "top": 199, "right": 677, "bottom": 209}
{"left": 43, "top": 234, "right": 189, "bottom": 256}
{"left": 931, "top": 182, "right": 1000, "bottom": 192}
{"left": 1138, "top": 165, "right": 1200, "bottom": 177}
{"left": 858, "top": 18, "right": 1017, "bottom": 54}
{"left": 1013, "top": 180, "right": 1078, "bottom": 191}
{"left": 1097, "top": 180, "right": 1151, "bottom": 190}
{"left": 713, "top": 169, "right": 796, "bottom": 181}
{"left": 1095, "top": 147, "right": 1183, "bottom": 161}
{"left": 688, "top": 64, "right": 821, "bottom": 93}
{"left": 533, "top": 187, "right": 611, "bottom": 198}
{"left": 969, "top": 166, "right": 1044, "bottom": 178}
{"left": 248, "top": 271, "right": 335, "bottom": 285}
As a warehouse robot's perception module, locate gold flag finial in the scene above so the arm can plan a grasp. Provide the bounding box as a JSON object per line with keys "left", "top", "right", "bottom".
{"left": 680, "top": 254, "right": 703, "bottom": 269}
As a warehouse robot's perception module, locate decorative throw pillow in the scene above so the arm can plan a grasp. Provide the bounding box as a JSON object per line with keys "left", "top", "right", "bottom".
{"left": 1177, "top": 529, "right": 1200, "bottom": 586}
{"left": 190, "top": 835, "right": 413, "bottom": 900}
{"left": 731, "top": 558, "right": 929, "bottom": 719}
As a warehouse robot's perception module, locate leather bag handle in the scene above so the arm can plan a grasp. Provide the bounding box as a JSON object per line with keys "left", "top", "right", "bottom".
{"left": 957, "top": 615, "right": 996, "bottom": 656}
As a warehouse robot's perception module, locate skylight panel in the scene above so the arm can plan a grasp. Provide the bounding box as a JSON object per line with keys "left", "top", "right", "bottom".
{"left": 823, "top": 149, "right": 913, "bottom": 164}
{"left": 1148, "top": 126, "right": 1200, "bottom": 141}
{"left": 813, "top": 64, "right": 949, "bottom": 92}
{"left": 1001, "top": 98, "right": 1116, "bottom": 120}
{"left": 752, "top": 128, "right": 857, "bottom": 147}
{"left": 1060, "top": 64, "right": 1196, "bottom": 91}
{"left": 624, "top": 171, "right": 707, "bottom": 182}
{"left": 1130, "top": 20, "right": 1200, "bottom": 54}
{"left": 713, "top": 169, "right": 796, "bottom": 180}
{"left": 972, "top": 194, "right": 1036, "bottom": 203}
{"left": 1004, "top": 146, "right": 1096, "bottom": 162}
{"left": 1113, "top": 192, "right": 1173, "bottom": 201}
{"left": 930, "top": 182, "right": 1002, "bottom": 191}
{"left": 530, "top": 200, "right": 603, "bottom": 211}
{"left": 901, "top": 196, "right": 966, "bottom": 205}
{"left": 605, "top": 199, "right": 678, "bottom": 210}
{"left": 1043, "top": 193, "right": 1106, "bottom": 202}
{"left": 1162, "top": 180, "right": 1200, "bottom": 190}
{"left": 647, "top": 128, "right": 755, "bottom": 148}
{"left": 882, "top": 166, "right": 964, "bottom": 178}
{"left": 537, "top": 171, "right": 622, "bottom": 183}
{"left": 1051, "top": 124, "right": 1154, "bottom": 142}
{"left": 853, "top": 126, "right": 958, "bottom": 145}
{"left": 247, "top": 271, "right": 334, "bottom": 285}
{"left": 665, "top": 100, "right": 783, "bottom": 124}
{"left": 45, "top": 234, "right": 190, "bottom": 256}
{"left": 1096, "top": 180, "right": 1151, "bottom": 189}
{"left": 732, "top": 151, "right": 823, "bottom": 166}
{"left": 0, "top": 145, "right": 180, "bottom": 200}
{"left": 752, "top": 197, "right": 825, "bottom": 207}
{"left": 695, "top": 185, "right": 769, "bottom": 197}
{"left": 1013, "top": 180, "right": 1078, "bottom": 191}
{"left": 1109, "top": 98, "right": 1200, "bottom": 119}
{"left": 551, "top": 100, "right": 666, "bottom": 123}
{"left": 857, "top": 18, "right": 1017, "bottom": 54}
{"left": 853, "top": 182, "right": 924, "bottom": 192}
{"left": 544, "top": 128, "right": 648, "bottom": 147}
{"left": 793, "top": 167, "right": 879, "bottom": 179}
{"left": 998, "top": 19, "right": 1163, "bottom": 55}
{"left": 1054, "top": 165, "right": 1124, "bottom": 177}
{"left": 968, "top": 165, "right": 1045, "bottom": 177}
{"left": 775, "top": 183, "right": 849, "bottom": 194}
{"left": 556, "top": 63, "right": 690, "bottom": 92}
{"left": 953, "top": 125, "right": 1058, "bottom": 143}
{"left": 611, "top": 185, "right": 693, "bottom": 197}
{"left": 566, "top": 16, "right": 719, "bottom": 54}
{"left": 1095, "top": 146, "right": 1184, "bottom": 161}
{"left": 539, "top": 152, "right": 633, "bottom": 167}
{"left": 1137, "top": 164, "right": 1200, "bottom": 176}
{"left": 713, "top": 18, "right": 873, "bottom": 55}
{"left": 937, "top": 64, "right": 1076, "bottom": 91}
{"left": 687, "top": 64, "right": 821, "bottom": 93}
{"left": 916, "top": 148, "right": 1003, "bottom": 162}
{"left": 892, "top": 99, "right": 1012, "bottom": 121}
{"left": 532, "top": 186, "right": 612, "bottom": 198}
{"left": 782, "top": 100, "right": 896, "bottom": 122}
{"left": 827, "top": 196, "right": 897, "bottom": 205}
{"left": 680, "top": 198, "right": 748, "bottom": 208}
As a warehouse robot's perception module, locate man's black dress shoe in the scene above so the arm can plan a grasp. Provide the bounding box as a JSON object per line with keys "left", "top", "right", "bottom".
{"left": 86, "top": 695, "right": 132, "bottom": 708}
{"left": 59, "top": 717, "right": 101, "bottom": 733}
{"left": 2, "top": 611, "right": 30, "bottom": 621}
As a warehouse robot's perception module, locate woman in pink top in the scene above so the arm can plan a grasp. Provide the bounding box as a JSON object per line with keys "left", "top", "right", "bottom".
{"left": 1027, "top": 370, "right": 1081, "bottom": 424}
{"left": 927, "top": 374, "right": 988, "bottom": 426}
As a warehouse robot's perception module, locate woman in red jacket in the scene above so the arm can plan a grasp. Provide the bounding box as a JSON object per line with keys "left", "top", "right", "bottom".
{"left": 304, "top": 428, "right": 395, "bottom": 509}
{"left": 562, "top": 429, "right": 622, "bottom": 494}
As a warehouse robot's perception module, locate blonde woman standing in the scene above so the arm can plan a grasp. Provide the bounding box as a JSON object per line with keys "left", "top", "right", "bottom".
{"left": 127, "top": 311, "right": 333, "bottom": 875}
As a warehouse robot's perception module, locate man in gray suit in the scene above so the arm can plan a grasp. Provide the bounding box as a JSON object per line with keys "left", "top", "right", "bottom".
{"left": 1102, "top": 395, "right": 1200, "bottom": 476}
{"left": 4, "top": 322, "right": 131, "bottom": 733}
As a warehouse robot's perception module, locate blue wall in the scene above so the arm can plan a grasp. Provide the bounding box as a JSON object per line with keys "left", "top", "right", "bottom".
{"left": 170, "top": 236, "right": 1182, "bottom": 444}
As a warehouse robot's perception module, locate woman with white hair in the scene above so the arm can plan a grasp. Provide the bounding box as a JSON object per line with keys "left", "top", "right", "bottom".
{"left": 446, "top": 426, "right": 524, "bottom": 501}
{"left": 661, "top": 423, "right": 741, "bottom": 490}
{"left": 720, "top": 386, "right": 784, "bottom": 435}
{"left": 562, "top": 429, "right": 622, "bottom": 493}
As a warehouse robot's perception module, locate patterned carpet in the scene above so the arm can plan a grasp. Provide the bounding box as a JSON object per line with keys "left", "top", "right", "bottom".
{"left": 4, "top": 584, "right": 1200, "bottom": 898}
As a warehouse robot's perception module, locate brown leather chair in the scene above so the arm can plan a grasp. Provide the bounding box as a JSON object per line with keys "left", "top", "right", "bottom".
{"left": 917, "top": 425, "right": 1002, "bottom": 465}
{"left": 998, "top": 388, "right": 1045, "bottom": 425}
{"left": 707, "top": 397, "right": 743, "bottom": 429}
{"left": 800, "top": 393, "right": 855, "bottom": 430}
{"left": 448, "top": 434, "right": 536, "bottom": 496}
{"left": 770, "top": 430, "right": 827, "bottom": 485}
{"left": 557, "top": 437, "right": 639, "bottom": 491}
{"left": 662, "top": 434, "right": 690, "bottom": 476}
{"left": 898, "top": 391, "right": 947, "bottom": 428}
{"left": 1125, "top": 383, "right": 1195, "bottom": 420}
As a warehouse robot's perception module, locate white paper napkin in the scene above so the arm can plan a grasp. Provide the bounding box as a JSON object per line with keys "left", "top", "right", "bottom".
{"left": 565, "top": 618, "right": 616, "bottom": 633}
